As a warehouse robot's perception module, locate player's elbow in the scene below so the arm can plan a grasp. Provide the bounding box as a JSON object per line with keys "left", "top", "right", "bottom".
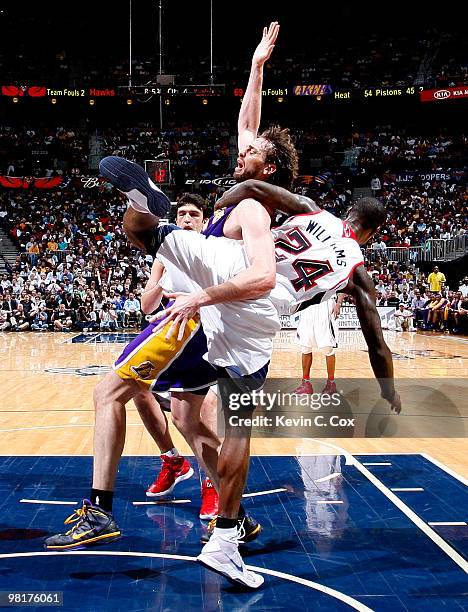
{"left": 257, "top": 271, "right": 276, "bottom": 294}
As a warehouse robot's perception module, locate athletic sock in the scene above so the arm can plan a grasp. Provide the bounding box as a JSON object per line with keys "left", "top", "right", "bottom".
{"left": 215, "top": 517, "right": 238, "bottom": 530}
{"left": 126, "top": 196, "right": 150, "bottom": 214}
{"left": 90, "top": 489, "right": 114, "bottom": 512}
{"left": 161, "top": 448, "right": 179, "bottom": 459}
{"left": 213, "top": 526, "right": 238, "bottom": 540}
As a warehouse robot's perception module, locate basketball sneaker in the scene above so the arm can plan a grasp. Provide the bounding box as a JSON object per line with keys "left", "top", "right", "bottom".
{"left": 201, "top": 514, "right": 262, "bottom": 544}
{"left": 293, "top": 380, "right": 313, "bottom": 395}
{"left": 44, "top": 499, "right": 121, "bottom": 550}
{"left": 199, "top": 477, "right": 219, "bottom": 520}
{"left": 99, "top": 156, "right": 171, "bottom": 217}
{"left": 321, "top": 379, "right": 337, "bottom": 394}
{"left": 146, "top": 455, "right": 194, "bottom": 497}
{"left": 198, "top": 532, "right": 264, "bottom": 589}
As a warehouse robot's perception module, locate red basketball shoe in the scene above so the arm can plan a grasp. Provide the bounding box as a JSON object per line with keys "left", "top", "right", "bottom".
{"left": 146, "top": 455, "right": 194, "bottom": 497}
{"left": 199, "top": 478, "right": 219, "bottom": 520}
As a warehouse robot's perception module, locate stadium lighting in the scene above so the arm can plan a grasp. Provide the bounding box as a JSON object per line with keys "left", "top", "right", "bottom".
{"left": 12, "top": 97, "right": 18, "bottom": 103}
{"left": 127, "top": 99, "right": 133, "bottom": 105}
{"left": 89, "top": 99, "right": 95, "bottom": 106}
{"left": 51, "top": 98, "right": 57, "bottom": 105}
{"left": 202, "top": 98, "right": 208, "bottom": 105}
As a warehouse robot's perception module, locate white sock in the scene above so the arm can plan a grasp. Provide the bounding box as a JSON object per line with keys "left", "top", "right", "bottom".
{"left": 161, "top": 447, "right": 179, "bottom": 459}
{"left": 213, "top": 526, "right": 237, "bottom": 541}
{"left": 126, "top": 196, "right": 150, "bottom": 214}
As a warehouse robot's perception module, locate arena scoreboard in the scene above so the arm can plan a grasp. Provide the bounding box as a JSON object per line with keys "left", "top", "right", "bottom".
{"left": 144, "top": 159, "right": 171, "bottom": 185}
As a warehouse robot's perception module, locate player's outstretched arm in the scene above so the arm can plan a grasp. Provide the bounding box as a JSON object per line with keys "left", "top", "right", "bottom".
{"left": 215, "top": 179, "right": 320, "bottom": 215}
{"left": 347, "top": 265, "right": 401, "bottom": 413}
{"left": 238, "top": 22, "right": 280, "bottom": 152}
{"left": 141, "top": 260, "right": 165, "bottom": 314}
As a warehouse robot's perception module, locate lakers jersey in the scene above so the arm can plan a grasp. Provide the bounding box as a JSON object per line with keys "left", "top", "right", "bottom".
{"left": 271, "top": 210, "right": 364, "bottom": 314}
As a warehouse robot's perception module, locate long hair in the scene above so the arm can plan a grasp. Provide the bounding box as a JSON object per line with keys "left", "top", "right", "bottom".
{"left": 260, "top": 125, "right": 299, "bottom": 190}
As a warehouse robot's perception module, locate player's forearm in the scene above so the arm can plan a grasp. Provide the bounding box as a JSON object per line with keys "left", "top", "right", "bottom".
{"left": 216, "top": 180, "right": 316, "bottom": 214}
{"left": 141, "top": 284, "right": 163, "bottom": 314}
{"left": 238, "top": 63, "right": 263, "bottom": 140}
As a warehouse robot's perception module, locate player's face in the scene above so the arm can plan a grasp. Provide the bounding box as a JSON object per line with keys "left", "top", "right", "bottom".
{"left": 176, "top": 204, "right": 204, "bottom": 232}
{"left": 234, "top": 137, "right": 275, "bottom": 182}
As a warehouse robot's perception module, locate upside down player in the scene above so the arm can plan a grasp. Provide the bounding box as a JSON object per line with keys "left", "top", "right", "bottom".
{"left": 93, "top": 28, "right": 399, "bottom": 589}
{"left": 44, "top": 24, "right": 295, "bottom": 584}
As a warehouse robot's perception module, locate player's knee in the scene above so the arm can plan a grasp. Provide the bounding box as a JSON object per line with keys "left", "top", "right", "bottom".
{"left": 322, "top": 346, "right": 336, "bottom": 357}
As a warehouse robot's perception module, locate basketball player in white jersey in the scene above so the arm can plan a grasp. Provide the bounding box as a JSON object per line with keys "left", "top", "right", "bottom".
{"left": 294, "top": 293, "right": 345, "bottom": 395}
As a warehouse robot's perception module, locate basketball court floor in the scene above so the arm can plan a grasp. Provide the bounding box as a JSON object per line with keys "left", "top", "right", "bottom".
{"left": 0, "top": 329, "right": 466, "bottom": 610}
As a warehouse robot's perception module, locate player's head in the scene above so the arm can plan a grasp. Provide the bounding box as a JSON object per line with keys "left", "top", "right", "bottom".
{"left": 176, "top": 193, "right": 206, "bottom": 232}
{"left": 234, "top": 126, "right": 299, "bottom": 190}
{"left": 345, "top": 197, "right": 387, "bottom": 245}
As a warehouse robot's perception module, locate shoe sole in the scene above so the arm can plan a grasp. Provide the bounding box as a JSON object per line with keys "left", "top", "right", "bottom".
{"left": 146, "top": 466, "right": 194, "bottom": 498}
{"left": 99, "top": 156, "right": 170, "bottom": 217}
{"left": 201, "top": 522, "right": 262, "bottom": 544}
{"left": 197, "top": 555, "right": 264, "bottom": 589}
{"left": 44, "top": 530, "right": 122, "bottom": 550}
{"left": 199, "top": 511, "right": 218, "bottom": 520}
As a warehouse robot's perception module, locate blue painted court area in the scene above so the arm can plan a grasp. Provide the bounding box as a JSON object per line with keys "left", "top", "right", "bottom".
{"left": 71, "top": 332, "right": 138, "bottom": 344}
{"left": 0, "top": 455, "right": 466, "bottom": 611}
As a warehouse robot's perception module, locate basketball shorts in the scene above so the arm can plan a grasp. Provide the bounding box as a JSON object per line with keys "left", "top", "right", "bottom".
{"left": 297, "top": 299, "right": 338, "bottom": 355}
{"left": 113, "top": 313, "right": 217, "bottom": 393}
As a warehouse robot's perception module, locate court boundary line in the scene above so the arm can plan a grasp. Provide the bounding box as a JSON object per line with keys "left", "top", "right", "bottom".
{"left": 421, "top": 453, "right": 468, "bottom": 486}
{"left": 0, "top": 551, "right": 373, "bottom": 611}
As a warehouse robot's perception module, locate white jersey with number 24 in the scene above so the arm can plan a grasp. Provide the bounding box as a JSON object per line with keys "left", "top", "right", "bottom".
{"left": 271, "top": 210, "right": 364, "bottom": 315}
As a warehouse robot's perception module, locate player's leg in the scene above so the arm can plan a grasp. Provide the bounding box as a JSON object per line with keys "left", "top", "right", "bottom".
{"left": 322, "top": 347, "right": 337, "bottom": 394}
{"left": 294, "top": 351, "right": 313, "bottom": 394}
{"left": 198, "top": 365, "right": 265, "bottom": 589}
{"left": 170, "top": 391, "right": 220, "bottom": 519}
{"left": 134, "top": 390, "right": 195, "bottom": 499}
{"left": 99, "top": 156, "right": 171, "bottom": 254}
{"left": 44, "top": 371, "right": 138, "bottom": 550}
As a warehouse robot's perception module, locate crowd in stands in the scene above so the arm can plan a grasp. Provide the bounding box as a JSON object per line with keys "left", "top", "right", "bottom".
{"left": 0, "top": 185, "right": 157, "bottom": 332}
{"left": 0, "top": 121, "right": 466, "bottom": 335}
{"left": 355, "top": 261, "right": 468, "bottom": 333}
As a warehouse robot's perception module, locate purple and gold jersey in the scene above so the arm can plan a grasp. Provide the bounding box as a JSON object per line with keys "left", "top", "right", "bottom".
{"left": 202, "top": 206, "right": 236, "bottom": 238}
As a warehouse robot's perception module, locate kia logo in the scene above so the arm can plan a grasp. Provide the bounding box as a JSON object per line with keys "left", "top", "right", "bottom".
{"left": 434, "top": 90, "right": 450, "bottom": 99}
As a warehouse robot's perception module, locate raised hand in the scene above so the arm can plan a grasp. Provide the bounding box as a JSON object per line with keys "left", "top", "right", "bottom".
{"left": 252, "top": 21, "right": 280, "bottom": 67}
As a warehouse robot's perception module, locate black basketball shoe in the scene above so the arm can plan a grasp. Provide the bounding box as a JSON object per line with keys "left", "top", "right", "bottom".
{"left": 44, "top": 499, "right": 121, "bottom": 550}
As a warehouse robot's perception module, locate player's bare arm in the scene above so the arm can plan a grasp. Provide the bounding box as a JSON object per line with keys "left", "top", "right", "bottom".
{"left": 238, "top": 22, "right": 280, "bottom": 152}
{"left": 140, "top": 260, "right": 165, "bottom": 314}
{"left": 346, "top": 265, "right": 401, "bottom": 414}
{"left": 215, "top": 179, "right": 320, "bottom": 215}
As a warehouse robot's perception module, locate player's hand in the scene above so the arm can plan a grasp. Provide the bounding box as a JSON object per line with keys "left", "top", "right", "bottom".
{"left": 332, "top": 303, "right": 342, "bottom": 319}
{"left": 252, "top": 22, "right": 280, "bottom": 67}
{"left": 384, "top": 391, "right": 402, "bottom": 415}
{"left": 151, "top": 292, "right": 200, "bottom": 341}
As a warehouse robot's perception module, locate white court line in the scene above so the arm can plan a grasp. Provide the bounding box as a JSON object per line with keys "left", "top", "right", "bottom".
{"left": 428, "top": 522, "right": 467, "bottom": 527}
{"left": 317, "top": 500, "right": 343, "bottom": 505}
{"left": 242, "top": 487, "right": 288, "bottom": 498}
{"left": 422, "top": 454, "right": 468, "bottom": 487}
{"left": 133, "top": 499, "right": 191, "bottom": 506}
{"left": 0, "top": 551, "right": 372, "bottom": 611}
{"left": 20, "top": 499, "right": 77, "bottom": 505}
{"left": 303, "top": 441, "right": 468, "bottom": 574}
{"left": 84, "top": 333, "right": 101, "bottom": 344}
{"left": 390, "top": 487, "right": 424, "bottom": 492}
{"left": 314, "top": 472, "right": 341, "bottom": 483}
{"left": 0, "top": 423, "right": 144, "bottom": 433}
{"left": 362, "top": 462, "right": 392, "bottom": 466}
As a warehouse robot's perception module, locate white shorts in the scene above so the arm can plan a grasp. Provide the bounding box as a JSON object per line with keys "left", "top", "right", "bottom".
{"left": 296, "top": 299, "right": 338, "bottom": 354}
{"left": 157, "top": 231, "right": 280, "bottom": 375}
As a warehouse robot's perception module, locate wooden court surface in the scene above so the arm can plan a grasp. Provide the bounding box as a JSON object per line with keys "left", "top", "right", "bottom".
{"left": 0, "top": 329, "right": 466, "bottom": 476}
